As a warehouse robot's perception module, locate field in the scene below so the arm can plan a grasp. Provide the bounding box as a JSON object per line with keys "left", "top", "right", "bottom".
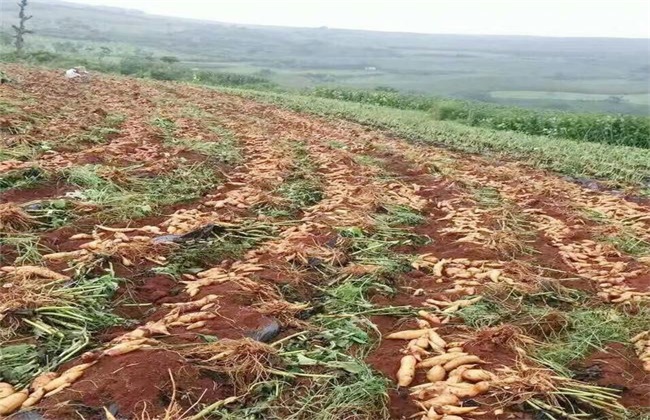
{"left": 0, "top": 0, "right": 649, "bottom": 115}
{"left": 1, "top": 65, "right": 650, "bottom": 419}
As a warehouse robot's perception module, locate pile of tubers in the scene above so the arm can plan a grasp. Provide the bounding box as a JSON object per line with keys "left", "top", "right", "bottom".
{"left": 388, "top": 312, "right": 494, "bottom": 420}
{"left": 632, "top": 331, "right": 650, "bottom": 372}
{"left": 0, "top": 362, "right": 94, "bottom": 416}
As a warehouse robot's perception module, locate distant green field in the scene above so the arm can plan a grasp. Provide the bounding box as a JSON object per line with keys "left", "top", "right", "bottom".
{"left": 0, "top": 0, "right": 648, "bottom": 115}
{"left": 491, "top": 91, "right": 650, "bottom": 105}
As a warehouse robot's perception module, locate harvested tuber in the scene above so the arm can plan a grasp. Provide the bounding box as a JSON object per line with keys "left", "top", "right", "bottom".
{"left": 397, "top": 355, "right": 417, "bottom": 386}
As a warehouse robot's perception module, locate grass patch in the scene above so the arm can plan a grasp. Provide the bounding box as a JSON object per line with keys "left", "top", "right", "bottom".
{"left": 0, "top": 167, "right": 47, "bottom": 192}
{"left": 457, "top": 287, "right": 650, "bottom": 377}
{"left": 154, "top": 116, "right": 243, "bottom": 164}
{"left": 326, "top": 140, "right": 348, "bottom": 150}
{"left": 65, "top": 164, "right": 220, "bottom": 220}
{"left": 354, "top": 154, "right": 383, "bottom": 167}
{"left": 271, "top": 140, "right": 323, "bottom": 211}
{"left": 533, "top": 307, "right": 650, "bottom": 375}
{"left": 375, "top": 205, "right": 426, "bottom": 226}
{"left": 64, "top": 113, "right": 125, "bottom": 146}
{"left": 472, "top": 186, "right": 503, "bottom": 207}
{"left": 277, "top": 179, "right": 323, "bottom": 209}
{"left": 604, "top": 231, "right": 650, "bottom": 256}
{"left": 0, "top": 270, "right": 124, "bottom": 387}
{"left": 154, "top": 221, "right": 276, "bottom": 278}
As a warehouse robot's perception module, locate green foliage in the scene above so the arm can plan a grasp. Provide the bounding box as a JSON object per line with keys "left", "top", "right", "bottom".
{"left": 0, "top": 167, "right": 46, "bottom": 191}
{"left": 25, "top": 199, "right": 77, "bottom": 230}
{"left": 277, "top": 179, "right": 323, "bottom": 209}
{"left": 0, "top": 271, "right": 125, "bottom": 387}
{"left": 155, "top": 221, "right": 276, "bottom": 278}
{"left": 533, "top": 307, "right": 650, "bottom": 375}
{"left": 65, "top": 164, "right": 219, "bottom": 220}
{"left": 0, "top": 345, "right": 40, "bottom": 386}
{"left": 457, "top": 288, "right": 650, "bottom": 376}
{"left": 313, "top": 87, "right": 650, "bottom": 148}
{"left": 65, "top": 113, "right": 125, "bottom": 145}
{"left": 194, "top": 70, "right": 276, "bottom": 88}
{"left": 603, "top": 231, "right": 650, "bottom": 256}
{"left": 0, "top": 234, "right": 47, "bottom": 265}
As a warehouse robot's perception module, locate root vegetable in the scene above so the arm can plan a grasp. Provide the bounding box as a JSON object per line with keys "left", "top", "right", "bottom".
{"left": 415, "top": 336, "right": 430, "bottom": 349}
{"left": 443, "top": 355, "right": 483, "bottom": 371}
{"left": 446, "top": 365, "right": 476, "bottom": 384}
{"left": 67, "top": 362, "right": 95, "bottom": 373}
{"left": 441, "top": 416, "right": 464, "bottom": 420}
{"left": 0, "top": 383, "right": 14, "bottom": 399}
{"left": 440, "top": 405, "right": 478, "bottom": 415}
{"left": 461, "top": 369, "right": 492, "bottom": 382}
{"left": 418, "top": 310, "right": 442, "bottom": 325}
{"left": 419, "top": 353, "right": 467, "bottom": 368}
{"left": 103, "top": 342, "right": 147, "bottom": 357}
{"left": 22, "top": 388, "right": 45, "bottom": 408}
{"left": 397, "top": 355, "right": 417, "bottom": 386}
{"left": 0, "top": 390, "right": 29, "bottom": 415}
{"left": 433, "top": 260, "right": 446, "bottom": 277}
{"left": 186, "top": 320, "right": 207, "bottom": 330}
{"left": 387, "top": 329, "right": 431, "bottom": 340}
{"left": 173, "top": 311, "right": 217, "bottom": 324}
{"left": 31, "top": 372, "right": 58, "bottom": 391}
{"left": 422, "top": 394, "right": 459, "bottom": 409}
{"left": 447, "top": 347, "right": 464, "bottom": 353}
{"left": 428, "top": 330, "right": 446, "bottom": 349}
{"left": 426, "top": 407, "right": 443, "bottom": 419}
{"left": 426, "top": 365, "right": 447, "bottom": 382}
{"left": 43, "top": 367, "right": 86, "bottom": 392}
{"left": 447, "top": 381, "right": 490, "bottom": 398}
{"left": 44, "top": 383, "right": 70, "bottom": 397}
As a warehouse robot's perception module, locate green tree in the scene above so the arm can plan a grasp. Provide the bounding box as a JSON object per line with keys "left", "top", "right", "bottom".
{"left": 12, "top": 0, "right": 33, "bottom": 55}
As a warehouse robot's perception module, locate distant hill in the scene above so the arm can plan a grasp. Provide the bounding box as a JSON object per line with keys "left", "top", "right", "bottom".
{"left": 1, "top": 0, "right": 648, "bottom": 114}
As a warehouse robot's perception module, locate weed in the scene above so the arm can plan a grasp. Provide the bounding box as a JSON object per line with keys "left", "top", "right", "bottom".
{"left": 151, "top": 116, "right": 177, "bottom": 139}
{"left": 354, "top": 154, "right": 383, "bottom": 167}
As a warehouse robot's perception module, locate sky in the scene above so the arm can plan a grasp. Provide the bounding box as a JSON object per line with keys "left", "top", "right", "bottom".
{"left": 59, "top": 0, "right": 649, "bottom": 38}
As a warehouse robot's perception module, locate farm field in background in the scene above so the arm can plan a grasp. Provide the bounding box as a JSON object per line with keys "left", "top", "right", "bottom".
{"left": 1, "top": 1, "right": 649, "bottom": 115}
{"left": 1, "top": 66, "right": 650, "bottom": 419}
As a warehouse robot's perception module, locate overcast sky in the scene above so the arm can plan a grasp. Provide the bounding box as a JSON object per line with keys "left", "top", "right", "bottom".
{"left": 59, "top": 0, "right": 649, "bottom": 38}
